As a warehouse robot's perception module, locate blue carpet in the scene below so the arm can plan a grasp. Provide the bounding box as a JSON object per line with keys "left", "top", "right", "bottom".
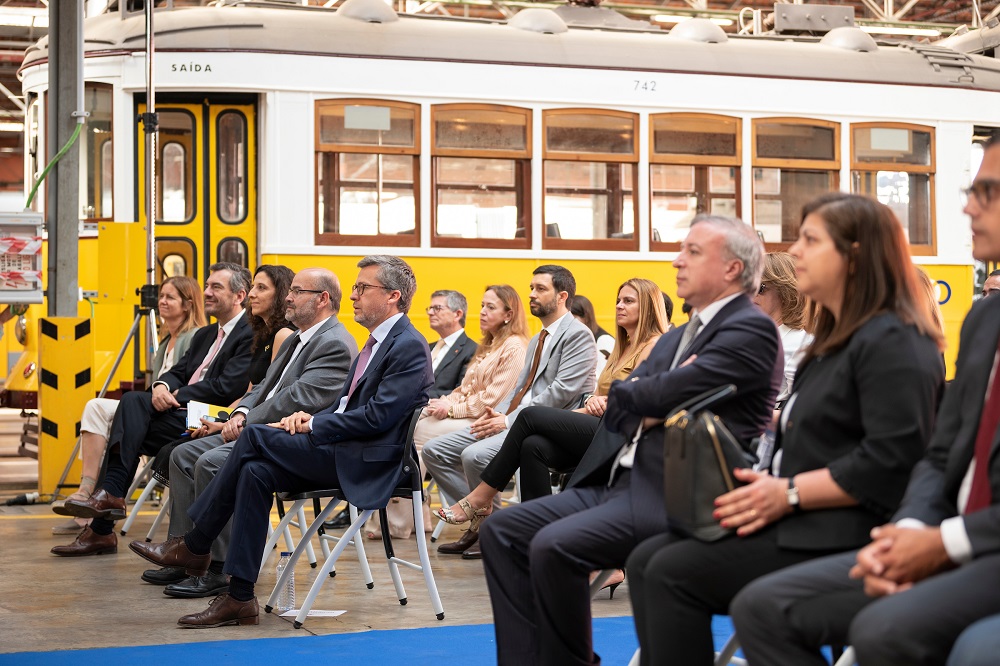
{"left": 1, "top": 616, "right": 740, "bottom": 665}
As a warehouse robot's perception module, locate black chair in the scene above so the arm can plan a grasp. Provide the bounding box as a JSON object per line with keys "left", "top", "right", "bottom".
{"left": 263, "top": 406, "right": 445, "bottom": 628}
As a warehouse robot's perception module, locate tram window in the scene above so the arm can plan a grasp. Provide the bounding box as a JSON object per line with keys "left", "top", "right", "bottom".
{"left": 25, "top": 97, "right": 39, "bottom": 212}
{"left": 851, "top": 124, "right": 935, "bottom": 254}
{"left": 217, "top": 238, "right": 248, "bottom": 268}
{"left": 156, "top": 110, "right": 196, "bottom": 224}
{"left": 543, "top": 109, "right": 638, "bottom": 250}
{"left": 315, "top": 99, "right": 419, "bottom": 246}
{"left": 161, "top": 253, "right": 187, "bottom": 278}
{"left": 432, "top": 104, "right": 531, "bottom": 248}
{"left": 81, "top": 83, "right": 113, "bottom": 220}
{"left": 650, "top": 114, "right": 741, "bottom": 249}
{"left": 752, "top": 118, "right": 840, "bottom": 244}
{"left": 217, "top": 111, "right": 247, "bottom": 224}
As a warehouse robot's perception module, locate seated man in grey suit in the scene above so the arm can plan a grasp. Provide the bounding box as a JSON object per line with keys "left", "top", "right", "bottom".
{"left": 427, "top": 289, "right": 477, "bottom": 398}
{"left": 139, "top": 268, "right": 357, "bottom": 598}
{"left": 424, "top": 265, "right": 597, "bottom": 559}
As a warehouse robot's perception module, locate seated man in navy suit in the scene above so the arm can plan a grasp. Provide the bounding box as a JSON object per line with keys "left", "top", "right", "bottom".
{"left": 480, "top": 215, "right": 782, "bottom": 666}
{"left": 426, "top": 289, "right": 476, "bottom": 398}
{"left": 131, "top": 255, "right": 433, "bottom": 628}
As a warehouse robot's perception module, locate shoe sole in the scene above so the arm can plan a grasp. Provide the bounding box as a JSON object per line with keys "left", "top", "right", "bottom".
{"left": 178, "top": 616, "right": 258, "bottom": 628}
{"left": 128, "top": 541, "right": 209, "bottom": 578}
{"left": 51, "top": 527, "right": 85, "bottom": 536}
{"left": 141, "top": 572, "right": 188, "bottom": 586}
{"left": 50, "top": 546, "right": 117, "bottom": 556}
{"left": 52, "top": 503, "right": 126, "bottom": 521}
{"left": 164, "top": 585, "right": 230, "bottom": 599}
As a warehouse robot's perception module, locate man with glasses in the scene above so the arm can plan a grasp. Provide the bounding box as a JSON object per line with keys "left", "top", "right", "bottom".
{"left": 426, "top": 290, "right": 477, "bottom": 399}
{"left": 731, "top": 134, "right": 1000, "bottom": 665}
{"left": 136, "top": 267, "right": 358, "bottom": 598}
{"left": 131, "top": 256, "right": 433, "bottom": 628}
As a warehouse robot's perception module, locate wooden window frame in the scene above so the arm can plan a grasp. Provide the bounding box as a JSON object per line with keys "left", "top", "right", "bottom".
{"left": 314, "top": 99, "right": 420, "bottom": 247}
{"left": 542, "top": 109, "right": 639, "bottom": 251}
{"left": 650, "top": 113, "right": 742, "bottom": 251}
{"left": 851, "top": 122, "right": 936, "bottom": 256}
{"left": 431, "top": 103, "right": 532, "bottom": 250}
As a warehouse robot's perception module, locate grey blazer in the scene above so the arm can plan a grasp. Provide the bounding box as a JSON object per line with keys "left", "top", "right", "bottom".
{"left": 151, "top": 327, "right": 199, "bottom": 378}
{"left": 238, "top": 317, "right": 358, "bottom": 424}
{"left": 497, "top": 313, "right": 597, "bottom": 421}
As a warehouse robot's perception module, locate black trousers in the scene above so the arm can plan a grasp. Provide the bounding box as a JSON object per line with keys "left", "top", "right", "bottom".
{"left": 188, "top": 423, "right": 341, "bottom": 584}
{"left": 480, "top": 405, "right": 598, "bottom": 501}
{"left": 480, "top": 472, "right": 661, "bottom": 666}
{"left": 626, "top": 527, "right": 837, "bottom": 666}
{"left": 101, "top": 390, "right": 188, "bottom": 499}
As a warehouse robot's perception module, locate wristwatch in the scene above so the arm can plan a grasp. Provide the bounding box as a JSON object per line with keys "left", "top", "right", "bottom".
{"left": 786, "top": 476, "right": 803, "bottom": 513}
{"left": 447, "top": 405, "right": 454, "bottom": 419}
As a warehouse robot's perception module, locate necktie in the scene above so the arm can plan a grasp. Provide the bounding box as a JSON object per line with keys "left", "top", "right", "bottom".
{"left": 258, "top": 334, "right": 302, "bottom": 404}
{"left": 670, "top": 314, "right": 703, "bottom": 370}
{"left": 966, "top": 343, "right": 1000, "bottom": 514}
{"left": 347, "top": 335, "right": 377, "bottom": 399}
{"left": 188, "top": 327, "right": 225, "bottom": 385}
{"left": 431, "top": 339, "right": 446, "bottom": 371}
{"left": 506, "top": 329, "right": 549, "bottom": 415}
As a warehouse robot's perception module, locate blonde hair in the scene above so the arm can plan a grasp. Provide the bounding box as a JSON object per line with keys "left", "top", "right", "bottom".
{"left": 161, "top": 275, "right": 207, "bottom": 337}
{"left": 477, "top": 284, "right": 529, "bottom": 356}
{"left": 598, "top": 278, "right": 669, "bottom": 387}
{"left": 762, "top": 252, "right": 811, "bottom": 332}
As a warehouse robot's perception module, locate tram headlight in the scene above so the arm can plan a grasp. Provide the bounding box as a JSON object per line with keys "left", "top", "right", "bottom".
{"left": 14, "top": 315, "right": 26, "bottom": 345}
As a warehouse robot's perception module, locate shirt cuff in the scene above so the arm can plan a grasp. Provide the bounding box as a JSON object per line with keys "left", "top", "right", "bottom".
{"left": 894, "top": 518, "right": 927, "bottom": 530}
{"left": 304, "top": 416, "right": 313, "bottom": 433}
{"left": 152, "top": 381, "right": 170, "bottom": 391}
{"left": 940, "top": 516, "right": 974, "bottom": 564}
{"left": 233, "top": 407, "right": 249, "bottom": 418}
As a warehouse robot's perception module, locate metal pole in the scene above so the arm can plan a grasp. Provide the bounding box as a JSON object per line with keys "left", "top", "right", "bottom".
{"left": 140, "top": 0, "right": 159, "bottom": 372}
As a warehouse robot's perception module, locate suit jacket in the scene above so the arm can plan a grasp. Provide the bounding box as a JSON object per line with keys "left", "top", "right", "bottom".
{"left": 895, "top": 295, "right": 1000, "bottom": 557}
{"left": 777, "top": 312, "right": 944, "bottom": 551}
{"left": 308, "top": 314, "right": 433, "bottom": 509}
{"left": 239, "top": 317, "right": 358, "bottom": 425}
{"left": 157, "top": 313, "right": 254, "bottom": 407}
{"left": 569, "top": 294, "right": 781, "bottom": 537}
{"left": 496, "top": 314, "right": 597, "bottom": 421}
{"left": 150, "top": 327, "right": 199, "bottom": 378}
{"left": 428, "top": 331, "right": 477, "bottom": 398}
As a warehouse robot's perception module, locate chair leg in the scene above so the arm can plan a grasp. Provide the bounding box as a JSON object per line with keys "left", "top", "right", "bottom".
{"left": 349, "top": 504, "right": 375, "bottom": 589}
{"left": 714, "top": 633, "right": 745, "bottom": 666}
{"left": 125, "top": 456, "right": 154, "bottom": 503}
{"left": 430, "top": 487, "right": 450, "bottom": 543}
{"left": 259, "top": 499, "right": 305, "bottom": 576}
{"left": 410, "top": 488, "right": 445, "bottom": 620}
{"left": 833, "top": 647, "right": 856, "bottom": 666}
{"left": 294, "top": 505, "right": 318, "bottom": 567}
{"left": 286, "top": 508, "right": 375, "bottom": 629}
{"left": 120, "top": 477, "right": 161, "bottom": 536}
{"left": 144, "top": 487, "right": 170, "bottom": 542}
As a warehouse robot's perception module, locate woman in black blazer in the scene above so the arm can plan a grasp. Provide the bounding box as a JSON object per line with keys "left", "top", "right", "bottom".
{"left": 625, "top": 193, "right": 947, "bottom": 665}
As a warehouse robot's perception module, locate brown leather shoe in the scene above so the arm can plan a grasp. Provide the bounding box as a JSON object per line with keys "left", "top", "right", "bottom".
{"left": 51, "top": 526, "right": 117, "bottom": 556}
{"left": 129, "top": 536, "right": 210, "bottom": 577}
{"left": 461, "top": 541, "right": 482, "bottom": 560}
{"left": 178, "top": 594, "right": 259, "bottom": 628}
{"left": 53, "top": 489, "right": 126, "bottom": 521}
{"left": 437, "top": 528, "right": 478, "bottom": 554}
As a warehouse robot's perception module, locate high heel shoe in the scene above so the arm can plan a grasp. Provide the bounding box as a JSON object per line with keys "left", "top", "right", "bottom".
{"left": 600, "top": 570, "right": 625, "bottom": 599}
{"left": 437, "top": 497, "right": 492, "bottom": 531}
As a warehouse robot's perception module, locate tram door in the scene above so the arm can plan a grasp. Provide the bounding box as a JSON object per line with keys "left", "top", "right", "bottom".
{"left": 136, "top": 96, "right": 258, "bottom": 283}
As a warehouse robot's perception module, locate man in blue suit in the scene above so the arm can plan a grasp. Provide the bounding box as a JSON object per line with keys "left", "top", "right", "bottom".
{"left": 130, "top": 255, "right": 433, "bottom": 628}
{"left": 480, "top": 215, "right": 781, "bottom": 666}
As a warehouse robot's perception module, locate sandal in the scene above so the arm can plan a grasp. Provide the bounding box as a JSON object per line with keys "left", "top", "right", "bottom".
{"left": 437, "top": 497, "right": 492, "bottom": 531}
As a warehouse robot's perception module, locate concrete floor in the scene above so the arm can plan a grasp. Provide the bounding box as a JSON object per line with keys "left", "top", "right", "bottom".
{"left": 0, "top": 423, "right": 632, "bottom": 655}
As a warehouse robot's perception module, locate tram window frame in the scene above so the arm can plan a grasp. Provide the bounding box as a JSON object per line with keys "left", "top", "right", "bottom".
{"left": 752, "top": 117, "right": 840, "bottom": 248}
{"left": 155, "top": 109, "right": 197, "bottom": 225}
{"left": 542, "top": 109, "right": 639, "bottom": 251}
{"left": 314, "top": 99, "right": 420, "bottom": 248}
{"left": 850, "top": 122, "right": 936, "bottom": 256}
{"left": 649, "top": 113, "right": 742, "bottom": 252}
{"left": 216, "top": 110, "right": 249, "bottom": 225}
{"left": 431, "top": 104, "right": 532, "bottom": 250}
{"left": 217, "top": 236, "right": 249, "bottom": 268}
{"left": 25, "top": 95, "right": 40, "bottom": 213}
{"left": 82, "top": 82, "right": 114, "bottom": 222}
{"left": 155, "top": 237, "right": 197, "bottom": 283}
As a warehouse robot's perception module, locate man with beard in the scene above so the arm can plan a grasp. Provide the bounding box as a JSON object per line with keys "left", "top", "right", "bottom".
{"left": 424, "top": 265, "right": 597, "bottom": 559}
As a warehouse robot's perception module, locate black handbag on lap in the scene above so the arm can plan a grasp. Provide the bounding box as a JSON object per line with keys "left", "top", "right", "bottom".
{"left": 662, "top": 385, "right": 756, "bottom": 542}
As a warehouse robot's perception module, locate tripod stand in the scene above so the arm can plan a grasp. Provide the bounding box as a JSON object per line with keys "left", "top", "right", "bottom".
{"left": 51, "top": 284, "right": 159, "bottom": 500}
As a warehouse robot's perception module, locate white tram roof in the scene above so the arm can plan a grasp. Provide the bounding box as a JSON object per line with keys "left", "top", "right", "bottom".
{"left": 19, "top": 1, "right": 1000, "bottom": 92}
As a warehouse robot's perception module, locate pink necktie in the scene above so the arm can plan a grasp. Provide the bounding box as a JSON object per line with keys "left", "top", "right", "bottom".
{"left": 188, "top": 328, "right": 225, "bottom": 385}
{"left": 347, "top": 336, "right": 376, "bottom": 399}
{"left": 966, "top": 342, "right": 1000, "bottom": 514}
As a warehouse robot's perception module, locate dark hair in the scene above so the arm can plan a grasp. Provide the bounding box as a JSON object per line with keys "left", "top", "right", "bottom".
{"left": 990, "top": 268, "right": 1000, "bottom": 278}
{"left": 661, "top": 292, "right": 674, "bottom": 322}
{"left": 431, "top": 289, "right": 468, "bottom": 327}
{"left": 569, "top": 295, "right": 609, "bottom": 340}
{"left": 800, "top": 193, "right": 944, "bottom": 363}
{"left": 249, "top": 265, "right": 295, "bottom": 352}
{"left": 357, "top": 255, "right": 417, "bottom": 313}
{"left": 208, "top": 262, "right": 252, "bottom": 305}
{"left": 533, "top": 264, "right": 576, "bottom": 302}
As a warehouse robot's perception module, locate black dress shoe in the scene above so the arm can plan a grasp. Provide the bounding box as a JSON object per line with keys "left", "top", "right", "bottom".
{"left": 323, "top": 507, "right": 351, "bottom": 530}
{"left": 164, "top": 572, "right": 230, "bottom": 599}
{"left": 437, "top": 528, "right": 478, "bottom": 554}
{"left": 141, "top": 566, "right": 188, "bottom": 586}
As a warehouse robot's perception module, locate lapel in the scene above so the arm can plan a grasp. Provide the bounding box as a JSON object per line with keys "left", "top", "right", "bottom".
{"left": 214, "top": 312, "right": 248, "bottom": 356}
{"left": 681, "top": 295, "right": 749, "bottom": 362}
{"left": 349, "top": 315, "right": 409, "bottom": 398}
{"left": 972, "top": 300, "right": 1000, "bottom": 465}
{"left": 532, "top": 314, "right": 570, "bottom": 381}
{"left": 435, "top": 332, "right": 467, "bottom": 375}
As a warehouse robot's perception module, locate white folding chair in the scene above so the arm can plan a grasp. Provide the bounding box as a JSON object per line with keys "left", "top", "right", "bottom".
{"left": 119, "top": 474, "right": 165, "bottom": 537}
{"left": 264, "top": 406, "right": 445, "bottom": 628}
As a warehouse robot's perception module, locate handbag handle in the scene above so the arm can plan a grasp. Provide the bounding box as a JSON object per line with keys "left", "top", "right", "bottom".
{"left": 666, "top": 384, "right": 737, "bottom": 421}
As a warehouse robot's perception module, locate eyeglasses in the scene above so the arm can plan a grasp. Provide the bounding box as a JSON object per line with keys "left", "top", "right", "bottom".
{"left": 757, "top": 283, "right": 768, "bottom": 296}
{"left": 962, "top": 179, "right": 1000, "bottom": 208}
{"left": 426, "top": 305, "right": 449, "bottom": 314}
{"left": 288, "top": 287, "right": 325, "bottom": 297}
{"left": 351, "top": 282, "right": 392, "bottom": 296}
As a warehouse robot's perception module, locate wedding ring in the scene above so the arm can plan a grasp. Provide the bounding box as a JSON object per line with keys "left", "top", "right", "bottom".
{"left": 749, "top": 509, "right": 758, "bottom": 519}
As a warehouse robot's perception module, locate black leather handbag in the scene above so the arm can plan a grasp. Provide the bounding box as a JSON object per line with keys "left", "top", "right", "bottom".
{"left": 662, "top": 384, "right": 756, "bottom": 542}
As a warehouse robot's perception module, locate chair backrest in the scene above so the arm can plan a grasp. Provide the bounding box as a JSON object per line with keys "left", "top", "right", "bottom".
{"left": 396, "top": 404, "right": 427, "bottom": 494}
